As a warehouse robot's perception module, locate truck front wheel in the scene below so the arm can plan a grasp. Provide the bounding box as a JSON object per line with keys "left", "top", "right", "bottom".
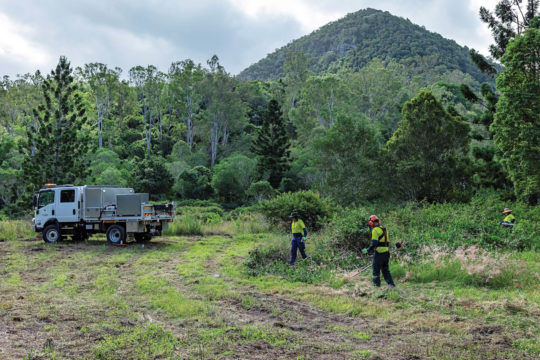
{"left": 43, "top": 225, "right": 61, "bottom": 243}
{"left": 106, "top": 225, "right": 126, "bottom": 244}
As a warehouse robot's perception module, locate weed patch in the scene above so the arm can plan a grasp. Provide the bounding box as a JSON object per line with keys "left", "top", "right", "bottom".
{"left": 164, "top": 214, "right": 203, "bottom": 236}
{"left": 136, "top": 274, "right": 209, "bottom": 318}
{"left": 92, "top": 323, "right": 179, "bottom": 359}
{"left": 0, "top": 220, "right": 33, "bottom": 241}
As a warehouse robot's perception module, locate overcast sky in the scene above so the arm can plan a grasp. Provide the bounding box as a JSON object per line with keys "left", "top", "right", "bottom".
{"left": 0, "top": 0, "right": 498, "bottom": 78}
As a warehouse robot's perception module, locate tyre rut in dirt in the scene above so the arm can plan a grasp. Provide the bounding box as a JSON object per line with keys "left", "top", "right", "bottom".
{"left": 106, "top": 225, "right": 126, "bottom": 244}
{"left": 43, "top": 224, "right": 61, "bottom": 243}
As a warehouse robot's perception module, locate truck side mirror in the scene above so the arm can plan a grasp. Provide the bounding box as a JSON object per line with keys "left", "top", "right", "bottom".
{"left": 32, "top": 194, "right": 38, "bottom": 208}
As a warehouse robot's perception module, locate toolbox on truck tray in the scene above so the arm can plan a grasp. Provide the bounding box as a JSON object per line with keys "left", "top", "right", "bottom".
{"left": 117, "top": 194, "right": 149, "bottom": 217}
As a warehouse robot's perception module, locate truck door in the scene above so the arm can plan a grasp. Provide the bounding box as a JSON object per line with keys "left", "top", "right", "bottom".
{"left": 56, "top": 188, "right": 79, "bottom": 223}
{"left": 37, "top": 190, "right": 56, "bottom": 220}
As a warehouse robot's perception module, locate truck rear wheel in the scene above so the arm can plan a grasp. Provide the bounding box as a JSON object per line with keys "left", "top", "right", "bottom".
{"left": 106, "top": 225, "right": 126, "bottom": 244}
{"left": 43, "top": 225, "right": 61, "bottom": 243}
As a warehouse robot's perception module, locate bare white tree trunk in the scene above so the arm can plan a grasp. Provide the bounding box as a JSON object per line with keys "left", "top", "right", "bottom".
{"left": 210, "top": 119, "right": 219, "bottom": 166}
{"left": 221, "top": 123, "right": 228, "bottom": 146}
{"left": 186, "top": 83, "right": 194, "bottom": 149}
{"left": 143, "top": 97, "right": 151, "bottom": 151}
{"left": 328, "top": 88, "right": 336, "bottom": 127}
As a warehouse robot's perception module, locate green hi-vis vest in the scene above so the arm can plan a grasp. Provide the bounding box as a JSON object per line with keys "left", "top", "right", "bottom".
{"left": 372, "top": 226, "right": 389, "bottom": 253}
{"left": 504, "top": 214, "right": 515, "bottom": 223}
{"left": 291, "top": 219, "right": 306, "bottom": 234}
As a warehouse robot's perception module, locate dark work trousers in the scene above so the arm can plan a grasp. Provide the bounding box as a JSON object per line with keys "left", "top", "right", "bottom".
{"left": 289, "top": 235, "right": 307, "bottom": 265}
{"left": 372, "top": 251, "right": 395, "bottom": 286}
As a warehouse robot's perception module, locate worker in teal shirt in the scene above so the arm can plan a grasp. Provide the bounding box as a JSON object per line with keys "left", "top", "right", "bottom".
{"left": 289, "top": 212, "right": 308, "bottom": 265}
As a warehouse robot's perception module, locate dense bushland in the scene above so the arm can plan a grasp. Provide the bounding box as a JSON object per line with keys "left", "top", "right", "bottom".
{"left": 245, "top": 191, "right": 540, "bottom": 285}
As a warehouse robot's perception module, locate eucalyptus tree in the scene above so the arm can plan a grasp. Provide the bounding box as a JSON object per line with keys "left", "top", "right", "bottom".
{"left": 293, "top": 74, "right": 346, "bottom": 143}
{"left": 129, "top": 65, "right": 166, "bottom": 152}
{"left": 201, "top": 56, "right": 246, "bottom": 166}
{"left": 283, "top": 50, "right": 310, "bottom": 122}
{"left": 168, "top": 59, "right": 204, "bottom": 150}
{"left": 79, "top": 63, "right": 121, "bottom": 148}
{"left": 0, "top": 72, "right": 43, "bottom": 136}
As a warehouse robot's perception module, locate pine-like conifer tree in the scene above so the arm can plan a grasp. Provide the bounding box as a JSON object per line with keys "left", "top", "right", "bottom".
{"left": 22, "top": 56, "right": 91, "bottom": 190}
{"left": 251, "top": 99, "right": 291, "bottom": 188}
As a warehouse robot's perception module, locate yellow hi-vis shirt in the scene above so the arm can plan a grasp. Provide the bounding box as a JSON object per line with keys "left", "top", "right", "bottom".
{"left": 291, "top": 219, "right": 306, "bottom": 234}
{"left": 371, "top": 226, "right": 389, "bottom": 253}
{"left": 504, "top": 214, "right": 515, "bottom": 223}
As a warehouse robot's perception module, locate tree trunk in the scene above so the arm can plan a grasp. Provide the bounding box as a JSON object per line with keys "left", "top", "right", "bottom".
{"left": 186, "top": 84, "right": 194, "bottom": 150}
{"left": 210, "top": 119, "right": 219, "bottom": 166}
{"left": 143, "top": 97, "right": 150, "bottom": 151}
{"left": 97, "top": 101, "right": 103, "bottom": 148}
{"left": 221, "top": 124, "right": 228, "bottom": 146}
{"left": 328, "top": 90, "right": 336, "bottom": 127}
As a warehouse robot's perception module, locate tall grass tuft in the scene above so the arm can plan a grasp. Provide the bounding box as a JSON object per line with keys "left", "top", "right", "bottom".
{"left": 393, "top": 245, "right": 536, "bottom": 289}
{"left": 164, "top": 214, "right": 203, "bottom": 236}
{"left": 0, "top": 220, "right": 34, "bottom": 241}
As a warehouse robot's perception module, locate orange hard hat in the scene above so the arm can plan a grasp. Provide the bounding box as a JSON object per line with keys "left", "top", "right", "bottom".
{"left": 368, "top": 215, "right": 379, "bottom": 227}
{"left": 502, "top": 208, "right": 512, "bottom": 214}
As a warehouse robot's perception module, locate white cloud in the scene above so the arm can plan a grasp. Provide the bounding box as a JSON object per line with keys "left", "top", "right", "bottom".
{"left": 0, "top": 12, "right": 52, "bottom": 73}
{"left": 227, "top": 0, "right": 343, "bottom": 31}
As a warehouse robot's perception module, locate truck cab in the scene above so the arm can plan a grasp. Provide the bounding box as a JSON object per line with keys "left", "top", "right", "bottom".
{"left": 33, "top": 184, "right": 83, "bottom": 242}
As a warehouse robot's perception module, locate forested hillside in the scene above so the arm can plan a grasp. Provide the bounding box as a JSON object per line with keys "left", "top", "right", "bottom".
{"left": 239, "top": 8, "right": 495, "bottom": 85}
{"left": 0, "top": 7, "right": 538, "bottom": 220}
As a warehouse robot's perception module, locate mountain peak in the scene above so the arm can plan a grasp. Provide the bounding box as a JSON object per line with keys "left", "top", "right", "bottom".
{"left": 238, "top": 8, "right": 491, "bottom": 84}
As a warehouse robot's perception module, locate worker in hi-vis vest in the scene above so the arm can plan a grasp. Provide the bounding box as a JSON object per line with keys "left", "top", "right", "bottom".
{"left": 289, "top": 212, "right": 308, "bottom": 265}
{"left": 501, "top": 208, "right": 515, "bottom": 227}
{"left": 363, "top": 215, "right": 395, "bottom": 287}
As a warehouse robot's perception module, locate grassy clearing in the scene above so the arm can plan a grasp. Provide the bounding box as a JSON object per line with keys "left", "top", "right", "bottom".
{"left": 1, "top": 196, "right": 539, "bottom": 359}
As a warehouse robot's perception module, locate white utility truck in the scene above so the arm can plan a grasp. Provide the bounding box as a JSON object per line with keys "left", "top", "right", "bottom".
{"left": 32, "top": 184, "right": 175, "bottom": 244}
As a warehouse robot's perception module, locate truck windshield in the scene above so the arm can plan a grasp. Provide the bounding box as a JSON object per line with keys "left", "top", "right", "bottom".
{"left": 38, "top": 190, "right": 54, "bottom": 208}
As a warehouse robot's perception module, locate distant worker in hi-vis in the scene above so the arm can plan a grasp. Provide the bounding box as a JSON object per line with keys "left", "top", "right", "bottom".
{"left": 501, "top": 208, "right": 515, "bottom": 227}
{"left": 289, "top": 212, "right": 308, "bottom": 265}
{"left": 363, "top": 215, "right": 395, "bottom": 287}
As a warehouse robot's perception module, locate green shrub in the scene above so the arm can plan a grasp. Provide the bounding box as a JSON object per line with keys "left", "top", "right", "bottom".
{"left": 173, "top": 166, "right": 213, "bottom": 200}
{"left": 175, "top": 205, "right": 224, "bottom": 226}
{"left": 212, "top": 154, "right": 257, "bottom": 202}
{"left": 246, "top": 181, "right": 277, "bottom": 202}
{"left": 328, "top": 208, "right": 372, "bottom": 252}
{"left": 259, "top": 190, "right": 337, "bottom": 231}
